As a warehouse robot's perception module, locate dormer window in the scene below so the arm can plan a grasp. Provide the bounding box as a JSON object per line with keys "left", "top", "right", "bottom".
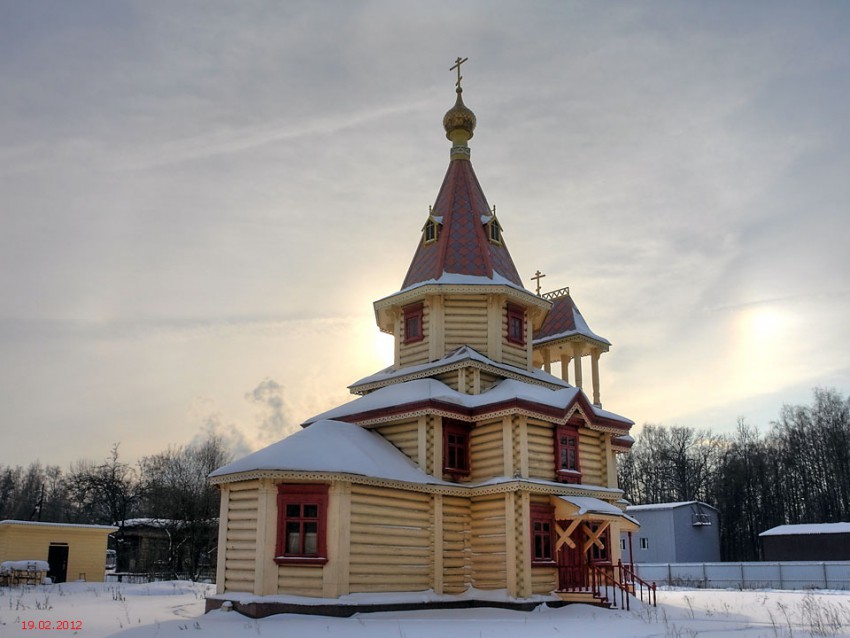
{"left": 506, "top": 303, "right": 525, "bottom": 345}
{"left": 487, "top": 218, "right": 502, "bottom": 244}
{"left": 402, "top": 303, "right": 424, "bottom": 344}
{"left": 423, "top": 218, "right": 438, "bottom": 244}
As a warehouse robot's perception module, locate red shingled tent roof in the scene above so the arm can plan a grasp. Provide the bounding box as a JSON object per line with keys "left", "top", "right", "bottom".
{"left": 401, "top": 158, "right": 524, "bottom": 289}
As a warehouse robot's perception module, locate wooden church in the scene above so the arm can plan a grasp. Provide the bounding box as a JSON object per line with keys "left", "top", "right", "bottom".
{"left": 209, "top": 63, "right": 640, "bottom": 614}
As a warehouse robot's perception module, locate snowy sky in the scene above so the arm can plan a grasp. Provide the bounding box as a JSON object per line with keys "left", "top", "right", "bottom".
{"left": 2, "top": 1, "right": 849, "bottom": 468}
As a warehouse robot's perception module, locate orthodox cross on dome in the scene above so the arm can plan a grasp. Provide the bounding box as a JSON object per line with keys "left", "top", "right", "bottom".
{"left": 531, "top": 270, "right": 546, "bottom": 295}
{"left": 451, "top": 56, "right": 468, "bottom": 89}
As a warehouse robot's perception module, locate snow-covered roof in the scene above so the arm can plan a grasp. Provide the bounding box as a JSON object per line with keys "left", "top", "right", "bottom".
{"left": 349, "top": 345, "right": 570, "bottom": 393}
{"left": 119, "top": 518, "right": 179, "bottom": 529}
{"left": 759, "top": 523, "right": 850, "bottom": 537}
{"left": 626, "top": 501, "right": 717, "bottom": 513}
{"left": 557, "top": 496, "right": 639, "bottom": 525}
{"left": 209, "top": 420, "right": 444, "bottom": 484}
{"left": 306, "top": 376, "right": 633, "bottom": 428}
{"left": 0, "top": 519, "right": 116, "bottom": 531}
{"left": 1, "top": 560, "right": 51, "bottom": 573}
{"left": 382, "top": 271, "right": 531, "bottom": 301}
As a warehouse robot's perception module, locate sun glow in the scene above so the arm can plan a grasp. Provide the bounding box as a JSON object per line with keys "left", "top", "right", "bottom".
{"left": 745, "top": 308, "right": 785, "bottom": 341}
{"left": 726, "top": 306, "right": 796, "bottom": 398}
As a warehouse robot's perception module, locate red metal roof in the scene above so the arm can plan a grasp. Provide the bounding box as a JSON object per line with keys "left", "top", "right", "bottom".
{"left": 401, "top": 158, "right": 524, "bottom": 289}
{"left": 533, "top": 293, "right": 610, "bottom": 345}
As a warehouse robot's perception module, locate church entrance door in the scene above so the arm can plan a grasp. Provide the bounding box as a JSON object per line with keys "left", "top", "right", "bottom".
{"left": 555, "top": 519, "right": 586, "bottom": 590}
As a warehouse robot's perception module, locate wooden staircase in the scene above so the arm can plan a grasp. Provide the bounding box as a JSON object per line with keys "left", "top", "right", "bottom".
{"left": 556, "top": 561, "right": 656, "bottom": 610}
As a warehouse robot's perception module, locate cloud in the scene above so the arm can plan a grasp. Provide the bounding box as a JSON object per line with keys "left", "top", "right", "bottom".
{"left": 246, "top": 378, "right": 299, "bottom": 443}
{"left": 189, "top": 411, "right": 254, "bottom": 462}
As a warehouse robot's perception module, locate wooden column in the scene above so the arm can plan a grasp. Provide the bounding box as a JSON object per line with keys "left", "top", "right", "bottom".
{"left": 604, "top": 436, "right": 617, "bottom": 488}
{"left": 417, "top": 415, "right": 428, "bottom": 471}
{"left": 504, "top": 492, "right": 518, "bottom": 597}
{"left": 572, "top": 343, "right": 583, "bottom": 390}
{"left": 591, "top": 348, "right": 601, "bottom": 406}
{"left": 215, "top": 485, "right": 229, "bottom": 594}
{"left": 487, "top": 294, "right": 504, "bottom": 362}
{"left": 433, "top": 418, "right": 444, "bottom": 477}
{"left": 254, "top": 479, "right": 278, "bottom": 596}
{"left": 392, "top": 309, "right": 401, "bottom": 368}
{"left": 323, "top": 481, "right": 351, "bottom": 597}
{"left": 560, "top": 354, "right": 571, "bottom": 384}
{"left": 428, "top": 295, "right": 444, "bottom": 362}
{"left": 518, "top": 492, "right": 532, "bottom": 598}
{"left": 502, "top": 415, "right": 514, "bottom": 477}
{"left": 433, "top": 494, "right": 444, "bottom": 594}
{"left": 542, "top": 348, "right": 551, "bottom": 374}
{"left": 518, "top": 415, "right": 529, "bottom": 478}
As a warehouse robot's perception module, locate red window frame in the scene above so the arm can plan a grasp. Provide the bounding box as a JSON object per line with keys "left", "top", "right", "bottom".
{"left": 275, "top": 484, "right": 328, "bottom": 566}
{"left": 403, "top": 303, "right": 424, "bottom": 344}
{"left": 554, "top": 424, "right": 582, "bottom": 484}
{"left": 530, "top": 504, "right": 555, "bottom": 565}
{"left": 506, "top": 303, "right": 525, "bottom": 346}
{"left": 443, "top": 420, "right": 471, "bottom": 478}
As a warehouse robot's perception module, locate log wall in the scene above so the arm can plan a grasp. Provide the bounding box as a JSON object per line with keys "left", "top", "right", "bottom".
{"left": 223, "top": 481, "right": 259, "bottom": 593}
{"left": 399, "top": 303, "right": 430, "bottom": 367}
{"left": 529, "top": 494, "right": 557, "bottom": 594}
{"left": 278, "top": 565, "right": 323, "bottom": 597}
{"left": 374, "top": 419, "right": 420, "bottom": 467}
{"left": 579, "top": 429, "right": 604, "bottom": 487}
{"left": 444, "top": 295, "right": 489, "bottom": 355}
{"left": 470, "top": 494, "right": 507, "bottom": 589}
{"left": 348, "top": 486, "right": 432, "bottom": 593}
{"left": 441, "top": 495, "right": 471, "bottom": 593}
{"left": 501, "top": 308, "right": 528, "bottom": 369}
{"left": 527, "top": 418, "right": 556, "bottom": 481}
{"left": 470, "top": 418, "right": 505, "bottom": 481}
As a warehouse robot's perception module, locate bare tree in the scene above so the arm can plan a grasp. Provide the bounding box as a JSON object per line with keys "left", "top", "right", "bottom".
{"left": 139, "top": 434, "right": 231, "bottom": 581}
{"left": 66, "top": 444, "right": 142, "bottom": 525}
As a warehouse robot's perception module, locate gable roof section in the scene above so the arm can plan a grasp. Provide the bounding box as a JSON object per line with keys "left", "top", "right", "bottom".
{"left": 533, "top": 293, "right": 610, "bottom": 347}
{"left": 402, "top": 158, "right": 523, "bottom": 289}
{"left": 349, "top": 345, "right": 570, "bottom": 394}
{"left": 304, "top": 377, "right": 633, "bottom": 432}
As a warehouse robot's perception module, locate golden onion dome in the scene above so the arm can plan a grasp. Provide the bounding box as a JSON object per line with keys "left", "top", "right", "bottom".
{"left": 443, "top": 87, "right": 476, "bottom": 144}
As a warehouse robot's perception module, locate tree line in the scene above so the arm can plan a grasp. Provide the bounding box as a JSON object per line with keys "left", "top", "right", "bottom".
{"left": 0, "top": 435, "right": 231, "bottom": 581}
{"left": 617, "top": 388, "right": 850, "bottom": 561}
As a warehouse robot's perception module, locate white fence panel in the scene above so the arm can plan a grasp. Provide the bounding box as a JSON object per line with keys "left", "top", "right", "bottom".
{"left": 633, "top": 562, "right": 850, "bottom": 590}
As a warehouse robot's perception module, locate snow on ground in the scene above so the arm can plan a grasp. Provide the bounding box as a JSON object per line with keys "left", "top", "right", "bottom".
{"left": 2, "top": 581, "right": 850, "bottom": 637}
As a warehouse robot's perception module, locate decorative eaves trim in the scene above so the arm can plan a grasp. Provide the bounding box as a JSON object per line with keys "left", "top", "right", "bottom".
{"left": 331, "top": 397, "right": 630, "bottom": 435}
{"left": 349, "top": 358, "right": 567, "bottom": 395}
{"left": 532, "top": 332, "right": 611, "bottom": 351}
{"left": 211, "top": 471, "right": 623, "bottom": 502}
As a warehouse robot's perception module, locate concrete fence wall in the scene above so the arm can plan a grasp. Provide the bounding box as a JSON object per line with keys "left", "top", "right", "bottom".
{"left": 633, "top": 562, "right": 850, "bottom": 590}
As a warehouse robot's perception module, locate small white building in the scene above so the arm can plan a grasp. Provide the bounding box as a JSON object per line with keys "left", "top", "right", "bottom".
{"left": 620, "top": 502, "right": 720, "bottom": 564}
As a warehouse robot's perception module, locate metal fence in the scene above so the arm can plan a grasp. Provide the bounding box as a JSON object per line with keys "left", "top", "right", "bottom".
{"left": 633, "top": 562, "right": 850, "bottom": 590}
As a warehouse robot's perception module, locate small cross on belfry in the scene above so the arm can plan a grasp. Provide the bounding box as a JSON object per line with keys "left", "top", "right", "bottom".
{"left": 531, "top": 270, "right": 546, "bottom": 296}
{"left": 451, "top": 56, "right": 468, "bottom": 88}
